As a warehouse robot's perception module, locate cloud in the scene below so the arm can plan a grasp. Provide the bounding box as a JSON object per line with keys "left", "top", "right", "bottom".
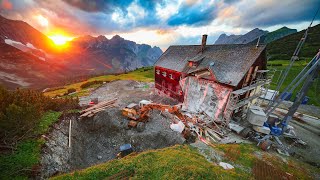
{"left": 1, "top": 0, "right": 319, "bottom": 50}
{"left": 223, "top": 0, "right": 239, "bottom": 4}
{"left": 234, "top": 0, "right": 320, "bottom": 28}
{"left": 61, "top": 0, "right": 134, "bottom": 13}
{"left": 1, "top": 0, "right": 13, "bottom": 9}
{"left": 167, "top": 0, "right": 217, "bottom": 26}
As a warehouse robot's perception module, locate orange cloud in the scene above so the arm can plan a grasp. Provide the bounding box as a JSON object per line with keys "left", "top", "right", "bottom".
{"left": 1, "top": 0, "right": 12, "bottom": 10}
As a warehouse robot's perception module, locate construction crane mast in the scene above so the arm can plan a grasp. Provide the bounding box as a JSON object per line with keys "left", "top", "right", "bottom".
{"left": 265, "top": 52, "right": 320, "bottom": 117}
{"left": 281, "top": 53, "right": 320, "bottom": 129}
{"left": 265, "top": 5, "right": 320, "bottom": 119}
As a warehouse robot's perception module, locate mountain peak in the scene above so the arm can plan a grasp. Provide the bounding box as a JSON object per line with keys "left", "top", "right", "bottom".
{"left": 111, "top": 35, "right": 124, "bottom": 41}
{"left": 97, "top": 35, "right": 107, "bottom": 41}
{"left": 249, "top": 28, "right": 268, "bottom": 34}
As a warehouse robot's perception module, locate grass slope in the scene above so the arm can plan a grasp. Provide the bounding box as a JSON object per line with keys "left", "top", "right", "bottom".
{"left": 52, "top": 144, "right": 316, "bottom": 180}
{"left": 267, "top": 24, "right": 320, "bottom": 60}
{"left": 44, "top": 67, "right": 154, "bottom": 97}
{"left": 0, "top": 111, "right": 62, "bottom": 179}
{"left": 268, "top": 60, "right": 320, "bottom": 106}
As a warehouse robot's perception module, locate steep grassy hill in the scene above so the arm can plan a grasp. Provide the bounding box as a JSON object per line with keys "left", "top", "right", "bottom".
{"left": 267, "top": 24, "right": 320, "bottom": 60}
{"left": 52, "top": 144, "right": 317, "bottom": 179}
{"left": 264, "top": 27, "right": 297, "bottom": 44}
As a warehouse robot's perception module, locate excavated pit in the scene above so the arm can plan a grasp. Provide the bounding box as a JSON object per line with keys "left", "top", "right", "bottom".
{"left": 70, "top": 108, "right": 185, "bottom": 170}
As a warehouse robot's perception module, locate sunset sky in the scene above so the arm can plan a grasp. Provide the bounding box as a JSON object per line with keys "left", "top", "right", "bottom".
{"left": 0, "top": 0, "right": 319, "bottom": 50}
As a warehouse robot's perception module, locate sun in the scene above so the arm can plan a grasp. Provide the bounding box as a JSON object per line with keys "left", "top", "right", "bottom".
{"left": 48, "top": 34, "right": 73, "bottom": 46}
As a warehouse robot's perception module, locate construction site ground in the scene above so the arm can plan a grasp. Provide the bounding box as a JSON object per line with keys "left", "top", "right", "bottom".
{"left": 42, "top": 80, "right": 320, "bottom": 179}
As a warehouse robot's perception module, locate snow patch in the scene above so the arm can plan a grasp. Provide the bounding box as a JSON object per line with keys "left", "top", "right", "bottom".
{"left": 5, "top": 39, "right": 26, "bottom": 50}
{"left": 4, "top": 39, "right": 46, "bottom": 61}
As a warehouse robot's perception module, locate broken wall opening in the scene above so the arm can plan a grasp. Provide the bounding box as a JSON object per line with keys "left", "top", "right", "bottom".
{"left": 180, "top": 76, "right": 232, "bottom": 120}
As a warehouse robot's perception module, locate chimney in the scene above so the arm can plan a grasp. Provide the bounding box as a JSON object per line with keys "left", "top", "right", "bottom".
{"left": 201, "top": 34, "right": 208, "bottom": 52}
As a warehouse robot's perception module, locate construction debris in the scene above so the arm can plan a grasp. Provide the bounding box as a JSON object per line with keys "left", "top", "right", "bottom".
{"left": 170, "top": 121, "right": 185, "bottom": 133}
{"left": 219, "top": 162, "right": 234, "bottom": 170}
{"left": 80, "top": 98, "right": 117, "bottom": 118}
{"left": 228, "top": 123, "right": 244, "bottom": 134}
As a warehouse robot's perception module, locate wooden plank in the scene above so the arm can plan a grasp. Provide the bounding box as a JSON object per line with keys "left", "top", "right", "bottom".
{"left": 81, "top": 99, "right": 116, "bottom": 113}
{"left": 69, "top": 119, "right": 72, "bottom": 148}
{"left": 80, "top": 104, "right": 115, "bottom": 118}
{"left": 81, "top": 98, "right": 117, "bottom": 113}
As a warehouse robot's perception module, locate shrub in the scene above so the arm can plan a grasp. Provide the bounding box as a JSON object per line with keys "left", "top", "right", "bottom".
{"left": 80, "top": 80, "right": 103, "bottom": 89}
{"left": 0, "top": 86, "right": 79, "bottom": 145}
{"left": 67, "top": 88, "right": 76, "bottom": 94}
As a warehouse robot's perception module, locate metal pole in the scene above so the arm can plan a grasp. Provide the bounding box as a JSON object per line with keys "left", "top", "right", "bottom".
{"left": 265, "top": 54, "right": 320, "bottom": 116}
{"left": 266, "top": 56, "right": 320, "bottom": 116}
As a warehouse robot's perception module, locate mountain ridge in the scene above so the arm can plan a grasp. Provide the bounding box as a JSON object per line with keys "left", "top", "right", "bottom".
{"left": 215, "top": 26, "right": 297, "bottom": 45}
{"left": 215, "top": 28, "right": 268, "bottom": 44}
{"left": 0, "top": 15, "right": 162, "bottom": 89}
{"left": 267, "top": 24, "right": 320, "bottom": 60}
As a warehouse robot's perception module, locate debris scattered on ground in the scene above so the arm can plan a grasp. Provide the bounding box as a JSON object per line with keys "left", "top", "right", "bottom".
{"left": 40, "top": 80, "right": 320, "bottom": 177}
{"left": 219, "top": 162, "right": 234, "bottom": 170}
{"left": 170, "top": 121, "right": 185, "bottom": 133}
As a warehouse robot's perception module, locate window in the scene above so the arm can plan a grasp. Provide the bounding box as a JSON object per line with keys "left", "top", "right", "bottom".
{"left": 169, "top": 74, "right": 173, "bottom": 79}
{"left": 156, "top": 69, "right": 160, "bottom": 75}
{"left": 188, "top": 61, "right": 197, "bottom": 68}
{"left": 162, "top": 71, "right": 167, "bottom": 77}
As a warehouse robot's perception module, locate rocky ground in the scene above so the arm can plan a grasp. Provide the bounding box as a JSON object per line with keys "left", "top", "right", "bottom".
{"left": 40, "top": 114, "right": 75, "bottom": 178}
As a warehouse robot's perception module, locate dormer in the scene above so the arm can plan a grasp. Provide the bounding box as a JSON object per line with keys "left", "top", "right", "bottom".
{"left": 188, "top": 56, "right": 205, "bottom": 68}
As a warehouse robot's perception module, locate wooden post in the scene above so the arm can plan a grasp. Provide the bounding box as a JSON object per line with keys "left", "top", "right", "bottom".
{"left": 69, "top": 119, "right": 72, "bottom": 148}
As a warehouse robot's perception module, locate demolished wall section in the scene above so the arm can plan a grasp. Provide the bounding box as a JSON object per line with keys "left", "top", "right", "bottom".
{"left": 180, "top": 77, "right": 232, "bottom": 120}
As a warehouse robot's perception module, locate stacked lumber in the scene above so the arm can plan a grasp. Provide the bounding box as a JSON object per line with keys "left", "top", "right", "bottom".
{"left": 80, "top": 98, "right": 117, "bottom": 118}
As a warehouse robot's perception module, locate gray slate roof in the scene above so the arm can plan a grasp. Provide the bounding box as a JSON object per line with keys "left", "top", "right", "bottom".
{"left": 155, "top": 44, "right": 266, "bottom": 87}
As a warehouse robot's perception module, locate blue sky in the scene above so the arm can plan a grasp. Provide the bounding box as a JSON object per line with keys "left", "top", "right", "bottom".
{"left": 0, "top": 0, "right": 319, "bottom": 50}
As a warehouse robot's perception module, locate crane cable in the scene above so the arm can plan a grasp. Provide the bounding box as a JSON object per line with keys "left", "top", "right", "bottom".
{"left": 266, "top": 4, "right": 320, "bottom": 113}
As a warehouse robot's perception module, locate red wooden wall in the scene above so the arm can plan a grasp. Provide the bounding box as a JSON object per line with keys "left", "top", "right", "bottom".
{"left": 154, "top": 66, "right": 184, "bottom": 102}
